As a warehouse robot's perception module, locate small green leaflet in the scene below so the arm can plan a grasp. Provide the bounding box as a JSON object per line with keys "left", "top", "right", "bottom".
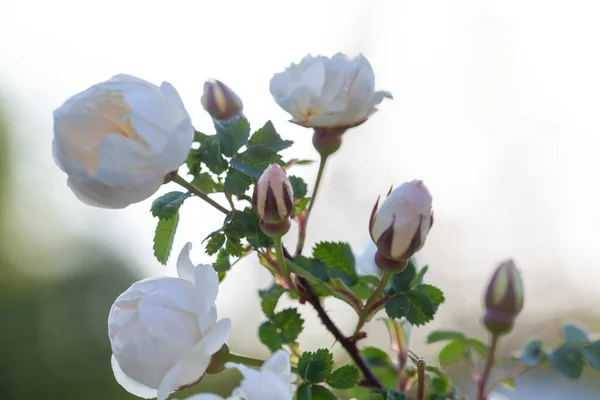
{"left": 215, "top": 116, "right": 250, "bottom": 157}
{"left": 151, "top": 191, "right": 191, "bottom": 220}
{"left": 297, "top": 348, "right": 334, "bottom": 383}
{"left": 153, "top": 213, "right": 179, "bottom": 265}
{"left": 247, "top": 120, "right": 293, "bottom": 152}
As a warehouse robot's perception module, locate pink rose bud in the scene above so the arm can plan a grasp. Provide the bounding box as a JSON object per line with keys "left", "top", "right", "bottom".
{"left": 252, "top": 164, "right": 294, "bottom": 236}
{"left": 201, "top": 79, "right": 243, "bottom": 121}
{"left": 483, "top": 259, "right": 524, "bottom": 336}
{"left": 369, "top": 180, "right": 433, "bottom": 272}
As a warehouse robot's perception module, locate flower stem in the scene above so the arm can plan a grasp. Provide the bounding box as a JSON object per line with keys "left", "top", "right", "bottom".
{"left": 354, "top": 271, "right": 392, "bottom": 336}
{"left": 295, "top": 155, "right": 329, "bottom": 256}
{"left": 171, "top": 173, "right": 229, "bottom": 215}
{"left": 227, "top": 353, "right": 265, "bottom": 368}
{"left": 416, "top": 358, "right": 426, "bottom": 400}
{"left": 274, "top": 236, "right": 295, "bottom": 292}
{"left": 477, "top": 334, "right": 500, "bottom": 400}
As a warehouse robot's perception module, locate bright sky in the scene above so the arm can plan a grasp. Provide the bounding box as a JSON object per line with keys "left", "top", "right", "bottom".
{"left": 2, "top": 0, "right": 600, "bottom": 363}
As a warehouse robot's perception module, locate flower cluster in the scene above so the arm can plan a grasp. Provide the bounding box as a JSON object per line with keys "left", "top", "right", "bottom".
{"left": 51, "top": 50, "right": 598, "bottom": 400}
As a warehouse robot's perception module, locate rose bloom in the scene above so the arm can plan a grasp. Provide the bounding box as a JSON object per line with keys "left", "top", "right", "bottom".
{"left": 108, "top": 243, "right": 231, "bottom": 400}
{"left": 53, "top": 74, "right": 193, "bottom": 208}
{"left": 270, "top": 53, "right": 391, "bottom": 128}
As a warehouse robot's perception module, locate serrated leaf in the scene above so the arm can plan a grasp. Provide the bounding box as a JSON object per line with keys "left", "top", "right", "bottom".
{"left": 215, "top": 116, "right": 250, "bottom": 157}
{"left": 191, "top": 172, "right": 222, "bottom": 194}
{"left": 296, "top": 382, "right": 312, "bottom": 400}
{"left": 259, "top": 321, "right": 283, "bottom": 351}
{"left": 293, "top": 256, "right": 330, "bottom": 282}
{"left": 206, "top": 233, "right": 226, "bottom": 255}
{"left": 213, "top": 249, "right": 230, "bottom": 274}
{"left": 385, "top": 294, "right": 411, "bottom": 320}
{"left": 238, "top": 145, "right": 282, "bottom": 168}
{"left": 410, "top": 263, "right": 428, "bottom": 286}
{"left": 548, "top": 343, "right": 585, "bottom": 379}
{"left": 405, "top": 289, "right": 436, "bottom": 326}
{"left": 420, "top": 284, "right": 445, "bottom": 312}
{"left": 310, "top": 385, "right": 337, "bottom": 400}
{"left": 427, "top": 330, "right": 466, "bottom": 344}
{"left": 230, "top": 158, "right": 264, "bottom": 179}
{"left": 313, "top": 241, "right": 357, "bottom": 286}
{"left": 389, "top": 263, "right": 416, "bottom": 294}
{"left": 521, "top": 339, "right": 544, "bottom": 367}
{"left": 298, "top": 349, "right": 334, "bottom": 383}
{"left": 295, "top": 197, "right": 311, "bottom": 216}
{"left": 236, "top": 207, "right": 273, "bottom": 249}
{"left": 439, "top": 340, "right": 466, "bottom": 366}
{"left": 153, "top": 213, "right": 179, "bottom": 265}
{"left": 362, "top": 347, "right": 393, "bottom": 367}
{"left": 248, "top": 120, "right": 293, "bottom": 152}
{"left": 289, "top": 175, "right": 308, "bottom": 198}
{"left": 563, "top": 323, "right": 590, "bottom": 344}
{"left": 325, "top": 364, "right": 360, "bottom": 389}
{"left": 151, "top": 191, "right": 191, "bottom": 220}
{"left": 582, "top": 341, "right": 600, "bottom": 370}
{"left": 272, "top": 308, "right": 304, "bottom": 343}
{"left": 350, "top": 275, "right": 380, "bottom": 299}
{"left": 198, "top": 135, "right": 228, "bottom": 174}
{"left": 259, "top": 284, "right": 285, "bottom": 317}
{"left": 224, "top": 168, "right": 254, "bottom": 196}
{"left": 186, "top": 147, "right": 202, "bottom": 176}
{"left": 225, "top": 236, "right": 244, "bottom": 257}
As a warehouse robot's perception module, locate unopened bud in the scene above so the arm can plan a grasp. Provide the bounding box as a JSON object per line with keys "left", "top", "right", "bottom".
{"left": 201, "top": 79, "right": 243, "bottom": 121}
{"left": 483, "top": 259, "right": 524, "bottom": 336}
{"left": 252, "top": 164, "right": 294, "bottom": 236}
{"left": 370, "top": 180, "right": 433, "bottom": 271}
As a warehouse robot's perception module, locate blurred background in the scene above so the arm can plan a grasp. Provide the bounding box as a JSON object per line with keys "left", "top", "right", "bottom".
{"left": 1, "top": 0, "right": 600, "bottom": 399}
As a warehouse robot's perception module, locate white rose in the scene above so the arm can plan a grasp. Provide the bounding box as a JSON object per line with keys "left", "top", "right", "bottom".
{"left": 370, "top": 180, "right": 433, "bottom": 262}
{"left": 108, "top": 243, "right": 231, "bottom": 400}
{"left": 181, "top": 350, "right": 295, "bottom": 400}
{"left": 53, "top": 74, "right": 194, "bottom": 208}
{"left": 270, "top": 53, "right": 392, "bottom": 128}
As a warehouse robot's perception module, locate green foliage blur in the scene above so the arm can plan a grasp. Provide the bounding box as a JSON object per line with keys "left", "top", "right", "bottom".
{"left": 0, "top": 105, "right": 240, "bottom": 400}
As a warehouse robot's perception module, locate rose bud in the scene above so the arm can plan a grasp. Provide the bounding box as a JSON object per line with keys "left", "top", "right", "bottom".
{"left": 201, "top": 79, "right": 244, "bottom": 121}
{"left": 53, "top": 74, "right": 194, "bottom": 209}
{"left": 483, "top": 259, "right": 524, "bottom": 336}
{"left": 252, "top": 164, "right": 294, "bottom": 236}
{"left": 270, "top": 53, "right": 392, "bottom": 156}
{"left": 108, "top": 243, "right": 231, "bottom": 400}
{"left": 369, "top": 180, "right": 433, "bottom": 272}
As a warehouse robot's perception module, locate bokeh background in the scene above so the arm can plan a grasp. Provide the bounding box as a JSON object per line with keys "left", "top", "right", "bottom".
{"left": 1, "top": 0, "right": 600, "bottom": 399}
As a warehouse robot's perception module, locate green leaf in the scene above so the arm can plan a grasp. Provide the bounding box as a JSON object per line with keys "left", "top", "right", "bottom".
{"left": 410, "top": 263, "right": 428, "bottom": 286}
{"left": 502, "top": 378, "right": 516, "bottom": 389}
{"left": 405, "top": 289, "right": 436, "bottom": 326}
{"left": 439, "top": 340, "right": 466, "bottom": 366}
{"left": 326, "top": 364, "right": 360, "bottom": 389}
{"left": 371, "top": 389, "right": 407, "bottom": 400}
{"left": 225, "top": 236, "right": 244, "bottom": 257}
{"left": 272, "top": 308, "right": 304, "bottom": 343}
{"left": 467, "top": 338, "right": 489, "bottom": 359}
{"left": 186, "top": 147, "right": 202, "bottom": 176}
{"left": 206, "top": 233, "right": 226, "bottom": 255}
{"left": 293, "top": 256, "right": 330, "bottom": 282}
{"left": 295, "top": 197, "right": 311, "bottom": 216}
{"left": 420, "top": 284, "right": 445, "bottom": 311}
{"left": 388, "top": 263, "right": 416, "bottom": 294}
{"left": 431, "top": 376, "right": 450, "bottom": 394}
{"left": 298, "top": 348, "right": 334, "bottom": 383}
{"left": 548, "top": 343, "right": 585, "bottom": 379}
{"left": 198, "top": 135, "right": 228, "bottom": 174}
{"left": 224, "top": 168, "right": 254, "bottom": 196}
{"left": 362, "top": 347, "right": 393, "bottom": 367}
{"left": 258, "top": 321, "right": 283, "bottom": 351}
{"left": 151, "top": 191, "right": 191, "bottom": 220}
{"left": 562, "top": 324, "right": 590, "bottom": 344}
{"left": 213, "top": 249, "right": 230, "bottom": 276}
{"left": 230, "top": 158, "right": 264, "bottom": 179}
{"left": 153, "top": 213, "right": 179, "bottom": 265}
{"left": 296, "top": 383, "right": 312, "bottom": 400}
{"left": 521, "top": 339, "right": 544, "bottom": 367}
{"left": 427, "top": 330, "right": 466, "bottom": 344}
{"left": 313, "top": 241, "right": 357, "bottom": 286}
{"left": 309, "top": 385, "right": 337, "bottom": 400}
{"left": 289, "top": 175, "right": 308, "bottom": 198}
{"left": 236, "top": 207, "right": 274, "bottom": 249}
{"left": 224, "top": 146, "right": 283, "bottom": 196}
{"left": 194, "top": 130, "right": 208, "bottom": 142}
{"left": 350, "top": 275, "right": 380, "bottom": 300}
{"left": 191, "top": 172, "right": 222, "bottom": 194}
{"left": 215, "top": 116, "right": 250, "bottom": 157}
{"left": 582, "top": 341, "right": 600, "bottom": 370}
{"left": 385, "top": 294, "right": 411, "bottom": 320}
{"left": 295, "top": 159, "right": 315, "bottom": 165}
{"left": 259, "top": 284, "right": 285, "bottom": 318}
{"left": 248, "top": 120, "right": 293, "bottom": 152}
{"left": 238, "top": 145, "right": 283, "bottom": 168}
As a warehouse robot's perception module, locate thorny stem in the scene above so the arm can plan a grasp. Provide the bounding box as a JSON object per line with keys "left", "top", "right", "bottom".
{"left": 354, "top": 271, "right": 392, "bottom": 337}
{"left": 478, "top": 334, "right": 500, "bottom": 400}
{"left": 295, "top": 155, "right": 329, "bottom": 256}
{"left": 171, "top": 173, "right": 229, "bottom": 215}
